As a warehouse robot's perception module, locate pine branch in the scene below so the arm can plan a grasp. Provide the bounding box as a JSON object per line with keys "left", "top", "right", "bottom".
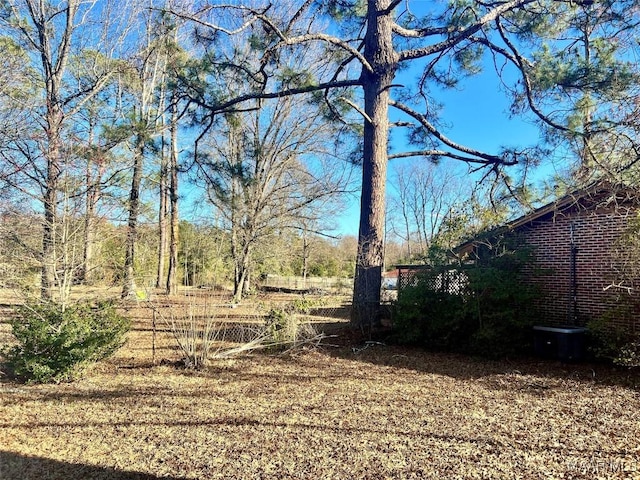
{"left": 389, "top": 100, "right": 516, "bottom": 165}
{"left": 194, "top": 79, "right": 363, "bottom": 113}
{"left": 494, "top": 18, "right": 571, "bottom": 134}
{"left": 397, "top": 0, "right": 536, "bottom": 62}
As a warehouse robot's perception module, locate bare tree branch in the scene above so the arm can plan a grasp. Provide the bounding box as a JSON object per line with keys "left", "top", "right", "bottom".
{"left": 339, "top": 97, "right": 371, "bottom": 123}
{"left": 392, "top": 24, "right": 454, "bottom": 38}
{"left": 269, "top": 32, "right": 373, "bottom": 73}
{"left": 389, "top": 150, "right": 512, "bottom": 165}
{"left": 163, "top": 5, "right": 262, "bottom": 36}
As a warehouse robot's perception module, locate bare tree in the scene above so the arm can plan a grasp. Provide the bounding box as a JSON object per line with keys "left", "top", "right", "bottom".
{"left": 197, "top": 93, "right": 349, "bottom": 302}
{"left": 389, "top": 163, "right": 468, "bottom": 260}
{"left": 0, "top": 0, "right": 134, "bottom": 302}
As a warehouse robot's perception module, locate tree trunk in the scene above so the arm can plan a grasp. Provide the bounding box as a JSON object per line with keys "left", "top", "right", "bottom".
{"left": 232, "top": 228, "right": 252, "bottom": 302}
{"left": 41, "top": 112, "right": 62, "bottom": 301}
{"left": 40, "top": 93, "right": 65, "bottom": 302}
{"left": 351, "top": 0, "right": 396, "bottom": 331}
{"left": 578, "top": 14, "right": 595, "bottom": 181}
{"left": 157, "top": 133, "right": 168, "bottom": 288}
{"left": 81, "top": 122, "right": 104, "bottom": 286}
{"left": 302, "top": 230, "right": 309, "bottom": 286}
{"left": 403, "top": 208, "right": 412, "bottom": 259}
{"left": 234, "top": 248, "right": 251, "bottom": 303}
{"left": 167, "top": 99, "right": 179, "bottom": 295}
{"left": 234, "top": 269, "right": 247, "bottom": 302}
{"left": 82, "top": 168, "right": 100, "bottom": 285}
{"left": 122, "top": 135, "right": 144, "bottom": 298}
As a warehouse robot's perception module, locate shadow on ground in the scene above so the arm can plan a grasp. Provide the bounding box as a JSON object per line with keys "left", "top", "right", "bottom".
{"left": 319, "top": 325, "right": 640, "bottom": 391}
{"left": 0, "top": 451, "right": 187, "bottom": 480}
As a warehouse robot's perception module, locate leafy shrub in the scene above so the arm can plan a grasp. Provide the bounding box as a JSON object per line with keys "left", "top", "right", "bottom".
{"left": 290, "top": 297, "right": 321, "bottom": 315}
{"left": 587, "top": 311, "right": 640, "bottom": 367}
{"left": 616, "top": 341, "right": 640, "bottom": 367}
{"left": 3, "top": 300, "right": 130, "bottom": 383}
{"left": 265, "top": 308, "right": 297, "bottom": 349}
{"left": 392, "top": 280, "right": 472, "bottom": 350}
{"left": 465, "top": 252, "right": 540, "bottom": 357}
{"left": 264, "top": 307, "right": 318, "bottom": 352}
{"left": 393, "top": 248, "right": 539, "bottom": 358}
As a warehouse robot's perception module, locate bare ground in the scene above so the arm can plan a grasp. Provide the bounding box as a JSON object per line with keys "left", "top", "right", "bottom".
{"left": 1, "top": 288, "right": 639, "bottom": 479}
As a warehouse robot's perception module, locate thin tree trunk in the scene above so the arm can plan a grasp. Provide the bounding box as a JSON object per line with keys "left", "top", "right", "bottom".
{"left": 231, "top": 215, "right": 241, "bottom": 299}
{"left": 167, "top": 99, "right": 179, "bottom": 295}
{"left": 83, "top": 170, "right": 100, "bottom": 285}
{"left": 82, "top": 121, "right": 104, "bottom": 285}
{"left": 579, "top": 14, "right": 595, "bottom": 179}
{"left": 122, "top": 135, "right": 144, "bottom": 298}
{"left": 403, "top": 207, "right": 412, "bottom": 259}
{"left": 351, "top": 0, "right": 396, "bottom": 331}
{"left": 157, "top": 132, "right": 168, "bottom": 288}
{"left": 302, "top": 230, "right": 309, "bottom": 286}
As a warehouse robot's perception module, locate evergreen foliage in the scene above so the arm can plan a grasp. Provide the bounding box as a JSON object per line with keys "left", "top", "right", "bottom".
{"left": 585, "top": 212, "right": 640, "bottom": 367}
{"left": 393, "top": 246, "right": 539, "bottom": 358}
{"left": 3, "top": 301, "right": 130, "bottom": 383}
{"left": 587, "top": 311, "right": 640, "bottom": 367}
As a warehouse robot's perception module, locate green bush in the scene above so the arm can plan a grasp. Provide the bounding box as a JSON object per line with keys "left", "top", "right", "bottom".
{"left": 264, "top": 308, "right": 297, "bottom": 350}
{"left": 392, "top": 248, "right": 539, "bottom": 358}
{"left": 3, "top": 300, "right": 130, "bottom": 383}
{"left": 587, "top": 311, "right": 640, "bottom": 367}
{"left": 392, "top": 280, "right": 472, "bottom": 350}
{"left": 466, "top": 252, "right": 539, "bottom": 358}
{"left": 616, "top": 341, "right": 640, "bottom": 367}
{"left": 263, "top": 307, "right": 319, "bottom": 352}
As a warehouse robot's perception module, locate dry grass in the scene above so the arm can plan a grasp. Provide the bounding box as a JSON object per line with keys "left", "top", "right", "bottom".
{"left": 1, "top": 288, "right": 639, "bottom": 479}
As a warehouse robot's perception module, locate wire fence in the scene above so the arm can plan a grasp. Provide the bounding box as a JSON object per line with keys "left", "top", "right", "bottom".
{"left": 260, "top": 275, "right": 353, "bottom": 293}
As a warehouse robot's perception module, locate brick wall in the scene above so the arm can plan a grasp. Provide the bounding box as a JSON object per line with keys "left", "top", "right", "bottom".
{"left": 517, "top": 201, "right": 639, "bottom": 331}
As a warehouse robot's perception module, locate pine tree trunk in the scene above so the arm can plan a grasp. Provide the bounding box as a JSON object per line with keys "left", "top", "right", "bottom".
{"left": 351, "top": 0, "right": 396, "bottom": 331}
{"left": 82, "top": 122, "right": 103, "bottom": 286}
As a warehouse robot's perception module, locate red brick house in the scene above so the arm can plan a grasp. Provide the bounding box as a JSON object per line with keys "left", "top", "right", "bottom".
{"left": 457, "top": 182, "right": 640, "bottom": 331}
